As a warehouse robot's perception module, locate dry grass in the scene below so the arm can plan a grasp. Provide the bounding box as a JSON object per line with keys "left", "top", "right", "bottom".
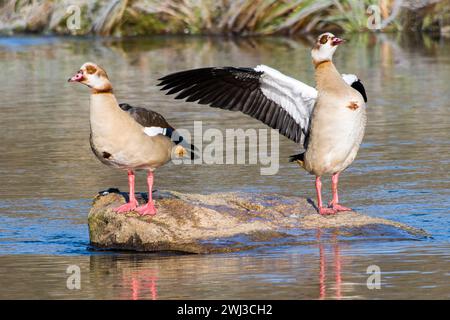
{"left": 0, "top": 0, "right": 448, "bottom": 36}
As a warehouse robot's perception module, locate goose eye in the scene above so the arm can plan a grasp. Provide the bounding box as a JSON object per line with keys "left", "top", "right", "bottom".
{"left": 319, "top": 35, "right": 328, "bottom": 44}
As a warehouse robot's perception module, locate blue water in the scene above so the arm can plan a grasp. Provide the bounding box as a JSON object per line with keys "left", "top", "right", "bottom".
{"left": 0, "top": 34, "right": 449, "bottom": 253}
{"left": 0, "top": 35, "right": 448, "bottom": 299}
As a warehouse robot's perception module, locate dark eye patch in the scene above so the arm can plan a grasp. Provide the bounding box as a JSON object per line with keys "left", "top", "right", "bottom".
{"left": 319, "top": 35, "right": 328, "bottom": 44}
{"left": 86, "top": 65, "right": 97, "bottom": 74}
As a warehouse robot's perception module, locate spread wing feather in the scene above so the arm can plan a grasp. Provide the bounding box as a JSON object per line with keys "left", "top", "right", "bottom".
{"left": 158, "top": 65, "right": 317, "bottom": 146}
{"left": 158, "top": 66, "right": 366, "bottom": 147}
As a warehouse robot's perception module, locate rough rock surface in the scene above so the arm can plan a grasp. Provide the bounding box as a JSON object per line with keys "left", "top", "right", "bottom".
{"left": 88, "top": 189, "right": 429, "bottom": 254}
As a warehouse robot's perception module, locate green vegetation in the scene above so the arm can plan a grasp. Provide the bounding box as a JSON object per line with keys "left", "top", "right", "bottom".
{"left": 0, "top": 0, "right": 449, "bottom": 36}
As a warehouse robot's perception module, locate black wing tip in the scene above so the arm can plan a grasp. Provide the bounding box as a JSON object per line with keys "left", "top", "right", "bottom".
{"left": 351, "top": 80, "right": 368, "bottom": 103}
{"left": 158, "top": 66, "right": 257, "bottom": 85}
{"left": 158, "top": 68, "right": 215, "bottom": 92}
{"left": 157, "top": 67, "right": 305, "bottom": 144}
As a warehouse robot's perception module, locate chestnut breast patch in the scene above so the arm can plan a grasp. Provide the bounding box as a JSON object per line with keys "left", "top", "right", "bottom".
{"left": 102, "top": 151, "right": 112, "bottom": 159}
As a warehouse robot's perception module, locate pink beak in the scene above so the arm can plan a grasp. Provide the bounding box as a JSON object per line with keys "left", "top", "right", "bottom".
{"left": 332, "top": 37, "right": 345, "bottom": 46}
{"left": 68, "top": 71, "right": 84, "bottom": 82}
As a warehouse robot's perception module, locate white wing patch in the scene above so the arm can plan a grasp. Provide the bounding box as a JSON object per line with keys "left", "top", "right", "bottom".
{"left": 255, "top": 65, "right": 317, "bottom": 130}
{"left": 144, "top": 127, "right": 166, "bottom": 137}
{"left": 251, "top": 66, "right": 361, "bottom": 138}
{"left": 342, "top": 74, "right": 358, "bottom": 85}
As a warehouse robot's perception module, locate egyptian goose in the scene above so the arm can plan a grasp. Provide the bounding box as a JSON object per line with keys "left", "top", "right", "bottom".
{"left": 68, "top": 62, "right": 193, "bottom": 216}
{"left": 158, "top": 33, "right": 367, "bottom": 215}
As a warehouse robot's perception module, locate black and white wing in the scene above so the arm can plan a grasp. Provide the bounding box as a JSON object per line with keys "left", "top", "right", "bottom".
{"left": 119, "top": 103, "right": 173, "bottom": 130}
{"left": 119, "top": 103, "right": 179, "bottom": 140}
{"left": 342, "top": 74, "right": 368, "bottom": 102}
{"left": 158, "top": 65, "right": 317, "bottom": 146}
{"left": 119, "top": 103, "right": 195, "bottom": 158}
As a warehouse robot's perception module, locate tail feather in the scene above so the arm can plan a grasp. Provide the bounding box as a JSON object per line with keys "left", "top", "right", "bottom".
{"left": 165, "top": 128, "right": 198, "bottom": 160}
{"left": 288, "top": 153, "right": 304, "bottom": 162}
{"left": 178, "top": 141, "right": 198, "bottom": 160}
{"left": 289, "top": 152, "right": 305, "bottom": 167}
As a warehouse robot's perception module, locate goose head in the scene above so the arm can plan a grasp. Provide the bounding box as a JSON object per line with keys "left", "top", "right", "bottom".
{"left": 68, "top": 62, "right": 113, "bottom": 93}
{"left": 311, "top": 32, "right": 344, "bottom": 65}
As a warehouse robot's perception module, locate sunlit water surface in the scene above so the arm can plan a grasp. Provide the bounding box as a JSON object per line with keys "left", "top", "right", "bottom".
{"left": 0, "top": 34, "right": 448, "bottom": 299}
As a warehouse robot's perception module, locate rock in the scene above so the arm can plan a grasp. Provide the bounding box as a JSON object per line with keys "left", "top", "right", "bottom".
{"left": 88, "top": 189, "right": 429, "bottom": 254}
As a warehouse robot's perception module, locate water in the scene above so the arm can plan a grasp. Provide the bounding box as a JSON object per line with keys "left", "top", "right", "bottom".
{"left": 0, "top": 34, "right": 449, "bottom": 299}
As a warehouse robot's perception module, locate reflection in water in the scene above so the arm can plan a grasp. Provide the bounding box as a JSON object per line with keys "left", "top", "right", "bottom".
{"left": 319, "top": 230, "right": 326, "bottom": 299}
{"left": 0, "top": 33, "right": 449, "bottom": 299}
{"left": 124, "top": 269, "right": 158, "bottom": 300}
{"left": 317, "top": 230, "right": 342, "bottom": 300}
{"left": 87, "top": 231, "right": 345, "bottom": 300}
{"left": 88, "top": 254, "right": 159, "bottom": 300}
{"left": 334, "top": 236, "right": 342, "bottom": 300}
{"left": 0, "top": 241, "right": 449, "bottom": 299}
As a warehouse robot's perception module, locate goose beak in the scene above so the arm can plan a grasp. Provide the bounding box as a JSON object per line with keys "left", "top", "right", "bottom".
{"left": 332, "top": 37, "right": 345, "bottom": 46}
{"left": 68, "top": 71, "right": 84, "bottom": 82}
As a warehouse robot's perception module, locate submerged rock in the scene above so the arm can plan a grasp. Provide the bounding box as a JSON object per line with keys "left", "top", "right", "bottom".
{"left": 88, "top": 189, "right": 428, "bottom": 254}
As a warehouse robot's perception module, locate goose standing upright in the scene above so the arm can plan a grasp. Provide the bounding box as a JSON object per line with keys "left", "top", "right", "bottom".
{"left": 158, "top": 33, "right": 367, "bottom": 215}
{"left": 69, "top": 62, "right": 193, "bottom": 216}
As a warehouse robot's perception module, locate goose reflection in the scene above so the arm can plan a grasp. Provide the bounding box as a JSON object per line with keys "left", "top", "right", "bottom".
{"left": 121, "top": 269, "right": 158, "bottom": 300}
{"left": 317, "top": 229, "right": 342, "bottom": 300}
{"left": 88, "top": 229, "right": 345, "bottom": 300}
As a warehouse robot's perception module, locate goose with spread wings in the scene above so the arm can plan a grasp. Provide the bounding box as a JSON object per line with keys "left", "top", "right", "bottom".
{"left": 159, "top": 32, "right": 368, "bottom": 215}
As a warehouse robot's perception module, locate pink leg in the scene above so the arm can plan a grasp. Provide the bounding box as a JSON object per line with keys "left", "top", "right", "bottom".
{"left": 114, "top": 170, "right": 138, "bottom": 213}
{"left": 328, "top": 173, "right": 352, "bottom": 212}
{"left": 315, "top": 176, "right": 336, "bottom": 215}
{"left": 136, "top": 171, "right": 157, "bottom": 216}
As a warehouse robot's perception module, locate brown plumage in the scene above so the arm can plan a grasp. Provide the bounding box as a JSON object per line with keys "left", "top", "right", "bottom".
{"left": 118, "top": 103, "right": 174, "bottom": 130}
{"left": 69, "top": 62, "right": 194, "bottom": 216}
